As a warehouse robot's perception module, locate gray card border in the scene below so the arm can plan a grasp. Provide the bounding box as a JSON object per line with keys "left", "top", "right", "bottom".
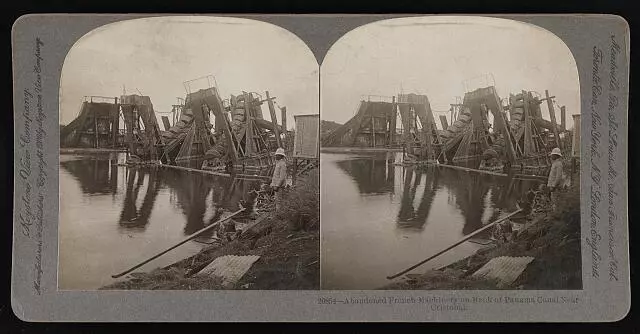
{"left": 11, "top": 14, "right": 630, "bottom": 322}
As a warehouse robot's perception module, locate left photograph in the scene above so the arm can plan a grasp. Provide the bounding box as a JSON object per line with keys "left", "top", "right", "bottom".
{"left": 58, "top": 16, "right": 320, "bottom": 290}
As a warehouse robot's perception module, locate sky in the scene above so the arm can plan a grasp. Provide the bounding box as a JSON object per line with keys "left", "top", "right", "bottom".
{"left": 321, "top": 16, "right": 581, "bottom": 130}
{"left": 59, "top": 16, "right": 319, "bottom": 130}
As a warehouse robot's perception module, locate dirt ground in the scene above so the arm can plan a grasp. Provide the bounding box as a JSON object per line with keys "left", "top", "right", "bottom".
{"left": 101, "top": 169, "right": 320, "bottom": 290}
{"left": 383, "top": 183, "right": 582, "bottom": 290}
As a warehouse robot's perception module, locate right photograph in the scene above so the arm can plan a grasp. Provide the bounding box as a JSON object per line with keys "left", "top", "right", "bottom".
{"left": 320, "top": 16, "right": 582, "bottom": 290}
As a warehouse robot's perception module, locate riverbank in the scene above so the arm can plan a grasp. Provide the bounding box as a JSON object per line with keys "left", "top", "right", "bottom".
{"left": 101, "top": 169, "right": 320, "bottom": 290}
{"left": 382, "top": 182, "right": 581, "bottom": 290}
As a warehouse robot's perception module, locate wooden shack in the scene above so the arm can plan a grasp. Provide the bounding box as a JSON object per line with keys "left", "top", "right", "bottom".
{"left": 293, "top": 114, "right": 319, "bottom": 159}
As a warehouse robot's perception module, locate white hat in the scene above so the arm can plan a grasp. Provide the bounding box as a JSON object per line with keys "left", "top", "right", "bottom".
{"left": 275, "top": 147, "right": 285, "bottom": 157}
{"left": 549, "top": 147, "right": 562, "bottom": 157}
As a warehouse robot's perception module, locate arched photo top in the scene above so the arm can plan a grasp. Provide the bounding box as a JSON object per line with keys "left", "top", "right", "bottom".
{"left": 59, "top": 15, "right": 319, "bottom": 129}
{"left": 321, "top": 15, "right": 580, "bottom": 130}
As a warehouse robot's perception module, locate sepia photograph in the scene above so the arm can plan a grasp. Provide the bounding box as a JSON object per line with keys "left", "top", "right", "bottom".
{"left": 320, "top": 16, "right": 582, "bottom": 290}
{"left": 58, "top": 16, "right": 320, "bottom": 290}
{"left": 11, "top": 13, "right": 631, "bottom": 322}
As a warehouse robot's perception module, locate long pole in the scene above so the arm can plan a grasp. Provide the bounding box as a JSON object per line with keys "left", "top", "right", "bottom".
{"left": 386, "top": 208, "right": 523, "bottom": 280}
{"left": 160, "top": 163, "right": 270, "bottom": 181}
{"left": 111, "top": 208, "right": 246, "bottom": 278}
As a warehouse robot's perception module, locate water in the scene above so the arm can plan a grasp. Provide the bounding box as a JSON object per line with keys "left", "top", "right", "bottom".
{"left": 58, "top": 153, "right": 261, "bottom": 290}
{"left": 321, "top": 152, "right": 541, "bottom": 290}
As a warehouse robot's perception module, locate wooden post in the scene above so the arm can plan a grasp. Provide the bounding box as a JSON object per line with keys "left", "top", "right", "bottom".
{"left": 389, "top": 96, "right": 396, "bottom": 146}
{"left": 560, "top": 106, "right": 566, "bottom": 131}
{"left": 545, "top": 90, "right": 561, "bottom": 150}
{"left": 522, "top": 91, "right": 533, "bottom": 156}
{"left": 281, "top": 106, "right": 287, "bottom": 132}
{"left": 265, "top": 91, "right": 282, "bottom": 148}
{"left": 206, "top": 92, "right": 238, "bottom": 161}
{"left": 112, "top": 98, "right": 119, "bottom": 148}
{"left": 94, "top": 113, "right": 99, "bottom": 149}
{"left": 449, "top": 106, "right": 453, "bottom": 128}
{"left": 371, "top": 114, "right": 375, "bottom": 147}
{"left": 243, "top": 92, "right": 254, "bottom": 155}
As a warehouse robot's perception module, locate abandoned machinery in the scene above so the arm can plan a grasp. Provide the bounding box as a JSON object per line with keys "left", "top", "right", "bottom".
{"left": 61, "top": 86, "right": 291, "bottom": 175}
{"left": 322, "top": 86, "right": 573, "bottom": 175}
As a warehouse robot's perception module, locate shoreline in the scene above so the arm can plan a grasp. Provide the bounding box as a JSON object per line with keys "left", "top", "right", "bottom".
{"left": 101, "top": 169, "right": 320, "bottom": 290}
{"left": 381, "top": 183, "right": 581, "bottom": 290}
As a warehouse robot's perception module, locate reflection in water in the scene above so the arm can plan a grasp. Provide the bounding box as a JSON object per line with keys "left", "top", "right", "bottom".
{"left": 442, "top": 168, "right": 489, "bottom": 235}
{"left": 335, "top": 155, "right": 395, "bottom": 194}
{"left": 397, "top": 167, "right": 439, "bottom": 231}
{"left": 162, "top": 169, "right": 213, "bottom": 235}
{"left": 118, "top": 168, "right": 162, "bottom": 231}
{"left": 321, "top": 153, "right": 541, "bottom": 289}
{"left": 338, "top": 156, "right": 538, "bottom": 236}
{"left": 111, "top": 165, "right": 259, "bottom": 235}
{"left": 59, "top": 153, "right": 262, "bottom": 289}
{"left": 60, "top": 155, "right": 119, "bottom": 195}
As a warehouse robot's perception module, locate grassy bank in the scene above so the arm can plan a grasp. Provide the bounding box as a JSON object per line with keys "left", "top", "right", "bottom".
{"left": 101, "top": 169, "right": 320, "bottom": 290}
{"left": 383, "top": 182, "right": 582, "bottom": 290}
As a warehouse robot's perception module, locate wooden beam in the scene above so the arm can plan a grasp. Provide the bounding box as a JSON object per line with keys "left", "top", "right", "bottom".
{"left": 265, "top": 91, "right": 282, "bottom": 148}
{"left": 94, "top": 114, "right": 99, "bottom": 148}
{"left": 281, "top": 106, "right": 287, "bottom": 132}
{"left": 227, "top": 113, "right": 243, "bottom": 157}
{"left": 205, "top": 91, "right": 238, "bottom": 161}
{"left": 545, "top": 89, "right": 561, "bottom": 150}
{"left": 389, "top": 98, "right": 396, "bottom": 145}
{"left": 522, "top": 90, "right": 533, "bottom": 156}
{"left": 243, "top": 92, "right": 254, "bottom": 155}
{"left": 371, "top": 114, "right": 375, "bottom": 147}
{"left": 439, "top": 115, "right": 449, "bottom": 130}
{"left": 161, "top": 116, "right": 171, "bottom": 131}
{"left": 112, "top": 99, "right": 119, "bottom": 148}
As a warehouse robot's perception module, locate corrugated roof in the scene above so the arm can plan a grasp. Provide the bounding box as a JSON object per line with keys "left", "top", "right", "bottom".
{"left": 197, "top": 255, "right": 261, "bottom": 286}
{"left": 471, "top": 256, "right": 535, "bottom": 288}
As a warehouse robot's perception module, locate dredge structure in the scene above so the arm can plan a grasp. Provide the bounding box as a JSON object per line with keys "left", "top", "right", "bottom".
{"left": 321, "top": 93, "right": 441, "bottom": 163}
{"left": 60, "top": 96, "right": 121, "bottom": 149}
{"left": 322, "top": 84, "right": 574, "bottom": 176}
{"left": 61, "top": 76, "right": 294, "bottom": 176}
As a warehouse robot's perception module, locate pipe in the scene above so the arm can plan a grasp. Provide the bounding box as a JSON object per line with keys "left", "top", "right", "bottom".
{"left": 160, "top": 164, "right": 271, "bottom": 181}
{"left": 111, "top": 208, "right": 246, "bottom": 278}
{"left": 386, "top": 208, "right": 523, "bottom": 280}
{"left": 434, "top": 163, "right": 548, "bottom": 181}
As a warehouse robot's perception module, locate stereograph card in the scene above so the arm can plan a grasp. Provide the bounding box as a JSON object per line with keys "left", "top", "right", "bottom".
{"left": 11, "top": 14, "right": 630, "bottom": 322}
